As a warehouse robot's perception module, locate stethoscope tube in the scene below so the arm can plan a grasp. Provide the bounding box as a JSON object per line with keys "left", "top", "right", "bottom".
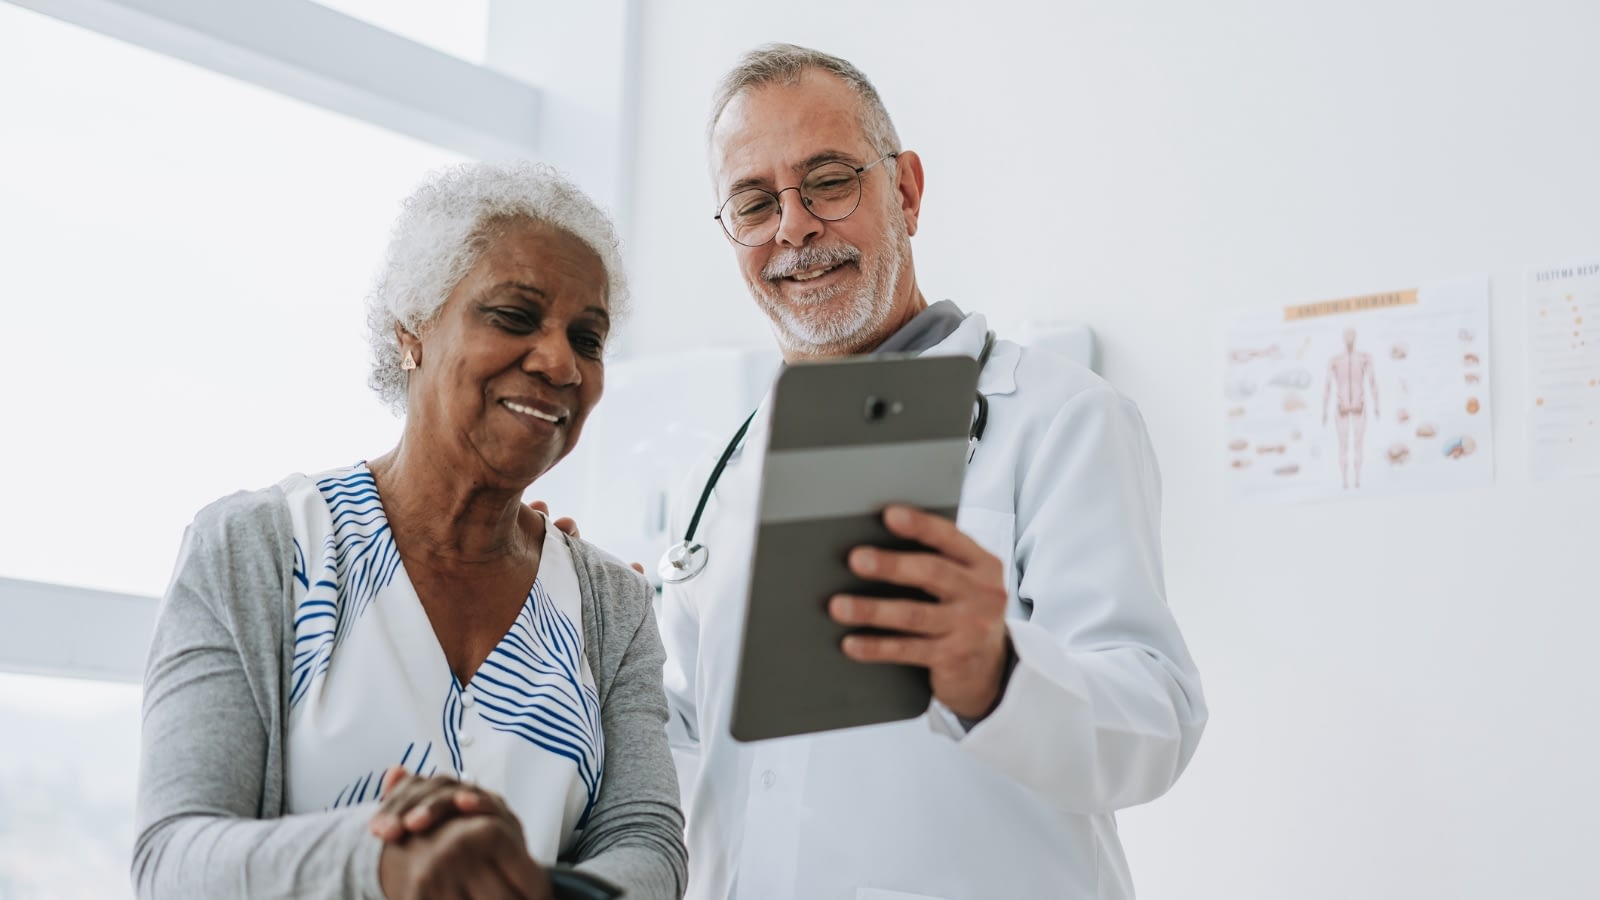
{"left": 657, "top": 410, "right": 756, "bottom": 584}
{"left": 657, "top": 331, "right": 997, "bottom": 585}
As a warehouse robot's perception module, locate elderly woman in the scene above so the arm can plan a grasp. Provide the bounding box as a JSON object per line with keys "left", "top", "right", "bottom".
{"left": 132, "top": 162, "right": 686, "bottom": 899}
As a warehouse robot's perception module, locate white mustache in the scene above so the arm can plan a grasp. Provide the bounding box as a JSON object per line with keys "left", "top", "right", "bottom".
{"left": 762, "top": 244, "right": 860, "bottom": 281}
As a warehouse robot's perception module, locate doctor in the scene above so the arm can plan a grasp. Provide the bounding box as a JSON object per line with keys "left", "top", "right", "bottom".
{"left": 659, "top": 43, "right": 1209, "bottom": 900}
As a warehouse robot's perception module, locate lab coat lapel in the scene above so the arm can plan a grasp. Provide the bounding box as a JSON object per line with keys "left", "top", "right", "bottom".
{"left": 919, "top": 312, "right": 1019, "bottom": 398}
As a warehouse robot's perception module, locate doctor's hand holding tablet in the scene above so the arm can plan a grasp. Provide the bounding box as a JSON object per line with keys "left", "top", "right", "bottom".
{"left": 828, "top": 501, "right": 1014, "bottom": 722}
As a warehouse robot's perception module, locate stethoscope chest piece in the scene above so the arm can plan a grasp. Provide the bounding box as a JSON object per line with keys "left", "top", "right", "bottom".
{"left": 658, "top": 540, "right": 709, "bottom": 584}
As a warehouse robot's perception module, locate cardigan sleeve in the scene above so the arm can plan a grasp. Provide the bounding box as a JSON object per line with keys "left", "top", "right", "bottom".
{"left": 131, "top": 490, "right": 386, "bottom": 899}
{"left": 564, "top": 538, "right": 689, "bottom": 899}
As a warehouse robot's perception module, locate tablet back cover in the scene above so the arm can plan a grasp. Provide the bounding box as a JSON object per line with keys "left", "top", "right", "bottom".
{"left": 729, "top": 353, "right": 979, "bottom": 742}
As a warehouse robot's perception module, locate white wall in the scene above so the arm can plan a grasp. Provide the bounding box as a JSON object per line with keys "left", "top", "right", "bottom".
{"left": 618, "top": 2, "right": 1600, "bottom": 897}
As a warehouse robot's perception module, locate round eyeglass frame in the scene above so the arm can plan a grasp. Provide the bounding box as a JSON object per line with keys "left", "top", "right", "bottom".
{"left": 713, "top": 152, "right": 899, "bottom": 247}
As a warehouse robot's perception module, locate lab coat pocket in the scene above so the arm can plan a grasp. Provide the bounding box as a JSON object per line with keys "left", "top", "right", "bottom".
{"left": 856, "top": 890, "right": 948, "bottom": 900}
{"left": 955, "top": 506, "right": 1020, "bottom": 613}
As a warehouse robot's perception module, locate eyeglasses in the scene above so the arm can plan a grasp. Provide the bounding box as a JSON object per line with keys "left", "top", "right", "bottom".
{"left": 714, "top": 153, "right": 899, "bottom": 247}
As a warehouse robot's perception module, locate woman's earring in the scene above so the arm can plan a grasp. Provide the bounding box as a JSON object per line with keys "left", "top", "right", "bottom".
{"left": 400, "top": 350, "right": 417, "bottom": 371}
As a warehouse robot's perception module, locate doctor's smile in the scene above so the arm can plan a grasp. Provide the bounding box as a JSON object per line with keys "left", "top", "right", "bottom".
{"left": 786, "top": 264, "right": 839, "bottom": 282}
{"left": 763, "top": 243, "right": 862, "bottom": 288}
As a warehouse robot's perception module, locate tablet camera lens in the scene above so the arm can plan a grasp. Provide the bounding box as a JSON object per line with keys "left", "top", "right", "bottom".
{"left": 864, "top": 397, "right": 889, "bottom": 421}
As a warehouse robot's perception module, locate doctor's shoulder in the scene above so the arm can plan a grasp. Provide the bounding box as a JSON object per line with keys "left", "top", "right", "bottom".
{"left": 997, "top": 341, "right": 1142, "bottom": 434}
{"left": 1007, "top": 339, "right": 1109, "bottom": 404}
{"left": 998, "top": 342, "right": 1159, "bottom": 476}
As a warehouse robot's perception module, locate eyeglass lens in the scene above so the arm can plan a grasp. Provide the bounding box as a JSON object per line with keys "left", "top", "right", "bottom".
{"left": 718, "top": 161, "right": 865, "bottom": 246}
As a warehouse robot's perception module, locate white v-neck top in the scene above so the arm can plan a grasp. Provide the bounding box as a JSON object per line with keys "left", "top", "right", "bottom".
{"left": 278, "top": 464, "right": 603, "bottom": 862}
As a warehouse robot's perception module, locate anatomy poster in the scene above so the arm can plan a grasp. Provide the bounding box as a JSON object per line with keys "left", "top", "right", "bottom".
{"left": 1526, "top": 261, "right": 1600, "bottom": 479}
{"left": 1222, "top": 279, "right": 1493, "bottom": 502}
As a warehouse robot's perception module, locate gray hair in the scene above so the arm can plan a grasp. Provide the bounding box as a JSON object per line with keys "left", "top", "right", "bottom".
{"left": 707, "top": 43, "right": 901, "bottom": 156}
{"left": 365, "top": 160, "right": 629, "bottom": 414}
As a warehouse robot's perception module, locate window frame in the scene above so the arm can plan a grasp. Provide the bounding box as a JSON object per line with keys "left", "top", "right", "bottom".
{"left": 5, "top": 0, "right": 542, "bottom": 160}
{"left": 0, "top": 578, "right": 155, "bottom": 682}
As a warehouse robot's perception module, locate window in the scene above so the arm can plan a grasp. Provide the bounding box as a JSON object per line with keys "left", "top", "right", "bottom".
{"left": 0, "top": 6, "right": 475, "bottom": 893}
{"left": 0, "top": 673, "right": 142, "bottom": 898}
{"left": 0, "top": 3, "right": 462, "bottom": 598}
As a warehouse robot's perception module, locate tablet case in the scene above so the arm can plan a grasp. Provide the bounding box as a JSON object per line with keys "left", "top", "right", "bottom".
{"left": 729, "top": 353, "right": 980, "bottom": 742}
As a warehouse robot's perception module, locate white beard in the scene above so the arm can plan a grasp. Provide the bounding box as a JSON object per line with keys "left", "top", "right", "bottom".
{"left": 749, "top": 216, "right": 909, "bottom": 357}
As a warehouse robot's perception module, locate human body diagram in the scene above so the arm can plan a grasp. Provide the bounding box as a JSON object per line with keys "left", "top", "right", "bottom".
{"left": 1323, "top": 328, "right": 1379, "bottom": 488}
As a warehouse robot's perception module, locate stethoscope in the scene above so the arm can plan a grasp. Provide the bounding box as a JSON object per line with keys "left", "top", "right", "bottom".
{"left": 657, "top": 330, "right": 997, "bottom": 585}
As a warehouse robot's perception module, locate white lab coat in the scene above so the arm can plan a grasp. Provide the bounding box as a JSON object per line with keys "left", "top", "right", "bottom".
{"left": 659, "top": 312, "right": 1207, "bottom": 900}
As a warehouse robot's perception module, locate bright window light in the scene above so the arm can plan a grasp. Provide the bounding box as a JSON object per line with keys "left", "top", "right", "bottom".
{"left": 0, "top": 672, "right": 142, "bottom": 898}
{"left": 0, "top": 4, "right": 464, "bottom": 599}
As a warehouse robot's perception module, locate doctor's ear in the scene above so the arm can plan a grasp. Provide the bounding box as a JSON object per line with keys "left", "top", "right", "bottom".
{"left": 893, "top": 150, "right": 926, "bottom": 236}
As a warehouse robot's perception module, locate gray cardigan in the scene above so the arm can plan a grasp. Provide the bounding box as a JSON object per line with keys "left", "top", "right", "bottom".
{"left": 131, "top": 485, "right": 687, "bottom": 899}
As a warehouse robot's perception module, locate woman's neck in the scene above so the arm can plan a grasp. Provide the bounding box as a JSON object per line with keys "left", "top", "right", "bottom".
{"left": 366, "top": 440, "right": 540, "bottom": 569}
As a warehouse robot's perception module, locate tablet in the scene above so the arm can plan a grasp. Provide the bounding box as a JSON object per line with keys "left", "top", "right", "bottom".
{"left": 728, "top": 352, "right": 981, "bottom": 742}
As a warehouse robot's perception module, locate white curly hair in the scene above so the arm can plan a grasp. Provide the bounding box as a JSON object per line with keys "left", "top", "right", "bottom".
{"left": 366, "top": 160, "right": 630, "bottom": 414}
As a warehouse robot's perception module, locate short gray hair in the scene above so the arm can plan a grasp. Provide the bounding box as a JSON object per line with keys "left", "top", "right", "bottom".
{"left": 365, "top": 160, "right": 629, "bottom": 414}
{"left": 707, "top": 43, "right": 901, "bottom": 156}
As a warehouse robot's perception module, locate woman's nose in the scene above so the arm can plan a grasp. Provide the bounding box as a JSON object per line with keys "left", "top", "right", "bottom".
{"left": 523, "top": 334, "right": 580, "bottom": 386}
